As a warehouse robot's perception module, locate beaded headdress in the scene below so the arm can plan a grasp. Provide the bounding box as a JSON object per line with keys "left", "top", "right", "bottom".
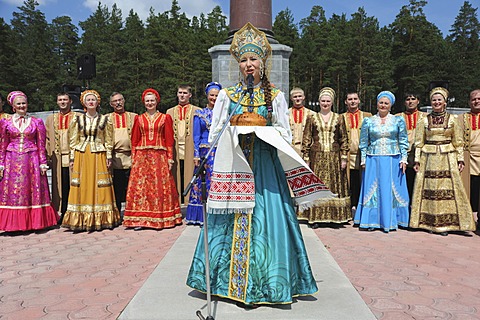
{"left": 230, "top": 22, "right": 272, "bottom": 62}
{"left": 80, "top": 89, "right": 101, "bottom": 107}
{"left": 318, "top": 87, "right": 336, "bottom": 101}
{"left": 7, "top": 91, "right": 27, "bottom": 106}
{"left": 429, "top": 87, "right": 449, "bottom": 101}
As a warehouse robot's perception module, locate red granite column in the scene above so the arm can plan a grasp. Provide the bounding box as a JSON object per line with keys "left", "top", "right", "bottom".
{"left": 230, "top": 0, "right": 272, "bottom": 31}
{"left": 226, "top": 0, "right": 276, "bottom": 43}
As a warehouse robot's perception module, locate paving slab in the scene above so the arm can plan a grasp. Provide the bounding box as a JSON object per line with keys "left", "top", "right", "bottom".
{"left": 118, "top": 225, "right": 375, "bottom": 320}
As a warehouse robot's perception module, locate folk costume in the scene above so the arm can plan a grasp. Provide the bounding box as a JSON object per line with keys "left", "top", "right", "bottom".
{"left": 354, "top": 91, "right": 410, "bottom": 232}
{"left": 299, "top": 87, "right": 351, "bottom": 224}
{"left": 166, "top": 99, "right": 200, "bottom": 204}
{"left": 62, "top": 90, "right": 121, "bottom": 232}
{"left": 107, "top": 109, "right": 136, "bottom": 213}
{"left": 0, "top": 91, "right": 58, "bottom": 231}
{"left": 185, "top": 82, "right": 222, "bottom": 225}
{"left": 342, "top": 107, "right": 372, "bottom": 208}
{"left": 123, "top": 89, "right": 182, "bottom": 230}
{"left": 46, "top": 109, "right": 76, "bottom": 217}
{"left": 289, "top": 103, "right": 315, "bottom": 156}
{"left": 396, "top": 106, "right": 427, "bottom": 205}
{"left": 187, "top": 23, "right": 332, "bottom": 306}
{"left": 458, "top": 110, "right": 480, "bottom": 212}
{"left": 410, "top": 87, "right": 475, "bottom": 233}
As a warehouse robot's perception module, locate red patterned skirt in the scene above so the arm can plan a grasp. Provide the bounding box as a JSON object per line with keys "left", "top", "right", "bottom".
{"left": 123, "top": 149, "right": 182, "bottom": 229}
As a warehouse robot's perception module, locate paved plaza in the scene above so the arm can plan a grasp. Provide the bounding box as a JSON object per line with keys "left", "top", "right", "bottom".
{"left": 0, "top": 210, "right": 479, "bottom": 319}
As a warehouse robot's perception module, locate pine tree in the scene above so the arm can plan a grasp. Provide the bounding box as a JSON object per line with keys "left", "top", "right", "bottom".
{"left": 51, "top": 16, "right": 79, "bottom": 87}
{"left": 446, "top": 1, "right": 480, "bottom": 107}
{"left": 390, "top": 0, "right": 446, "bottom": 107}
{"left": 10, "top": 0, "right": 57, "bottom": 111}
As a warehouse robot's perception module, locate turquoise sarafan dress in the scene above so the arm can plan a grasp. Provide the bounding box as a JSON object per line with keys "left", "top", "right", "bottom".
{"left": 354, "top": 114, "right": 410, "bottom": 231}
{"left": 186, "top": 83, "right": 318, "bottom": 305}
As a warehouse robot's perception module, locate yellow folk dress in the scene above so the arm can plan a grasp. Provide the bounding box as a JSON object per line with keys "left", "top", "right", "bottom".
{"left": 62, "top": 113, "right": 121, "bottom": 231}
{"left": 410, "top": 112, "right": 475, "bottom": 232}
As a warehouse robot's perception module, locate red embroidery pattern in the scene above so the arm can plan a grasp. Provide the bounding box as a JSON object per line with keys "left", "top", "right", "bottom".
{"left": 58, "top": 113, "right": 71, "bottom": 130}
{"left": 348, "top": 110, "right": 360, "bottom": 129}
{"left": 285, "top": 166, "right": 329, "bottom": 196}
{"left": 472, "top": 113, "right": 479, "bottom": 131}
{"left": 209, "top": 172, "right": 255, "bottom": 202}
{"left": 114, "top": 113, "right": 126, "bottom": 128}
{"left": 406, "top": 111, "right": 418, "bottom": 130}
{"left": 293, "top": 107, "right": 303, "bottom": 124}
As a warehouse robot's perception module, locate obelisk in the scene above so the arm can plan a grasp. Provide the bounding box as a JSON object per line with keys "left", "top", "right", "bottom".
{"left": 227, "top": 0, "right": 276, "bottom": 44}
{"left": 209, "top": 0, "right": 292, "bottom": 92}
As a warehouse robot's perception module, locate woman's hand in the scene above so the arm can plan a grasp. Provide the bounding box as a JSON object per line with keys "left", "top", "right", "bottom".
{"left": 194, "top": 159, "right": 200, "bottom": 167}
{"left": 361, "top": 164, "right": 365, "bottom": 170}
{"left": 413, "top": 162, "right": 420, "bottom": 172}
{"left": 400, "top": 162, "right": 407, "bottom": 174}
{"left": 341, "top": 159, "right": 347, "bottom": 170}
{"left": 458, "top": 161, "right": 465, "bottom": 173}
{"left": 107, "top": 159, "right": 112, "bottom": 169}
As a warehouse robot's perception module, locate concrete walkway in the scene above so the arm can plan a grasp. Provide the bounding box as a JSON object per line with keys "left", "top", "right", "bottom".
{"left": 118, "top": 224, "right": 375, "bottom": 320}
{"left": 0, "top": 215, "right": 479, "bottom": 319}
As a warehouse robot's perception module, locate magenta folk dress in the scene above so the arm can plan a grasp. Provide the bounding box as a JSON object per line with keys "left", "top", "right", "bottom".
{"left": 0, "top": 115, "right": 58, "bottom": 231}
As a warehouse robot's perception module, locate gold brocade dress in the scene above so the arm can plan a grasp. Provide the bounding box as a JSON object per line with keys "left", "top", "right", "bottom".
{"left": 62, "top": 114, "right": 121, "bottom": 231}
{"left": 410, "top": 112, "right": 475, "bottom": 232}
{"left": 298, "top": 112, "right": 351, "bottom": 223}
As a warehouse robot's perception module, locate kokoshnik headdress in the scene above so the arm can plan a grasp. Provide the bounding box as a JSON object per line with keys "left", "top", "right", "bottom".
{"left": 318, "top": 87, "right": 336, "bottom": 102}
{"left": 429, "top": 87, "right": 449, "bottom": 101}
{"left": 230, "top": 22, "right": 272, "bottom": 62}
{"left": 80, "top": 89, "right": 101, "bottom": 107}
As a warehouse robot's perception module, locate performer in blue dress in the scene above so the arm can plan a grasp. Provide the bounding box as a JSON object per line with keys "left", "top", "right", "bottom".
{"left": 185, "top": 82, "right": 222, "bottom": 225}
{"left": 186, "top": 23, "right": 331, "bottom": 306}
{"left": 354, "top": 91, "right": 410, "bottom": 232}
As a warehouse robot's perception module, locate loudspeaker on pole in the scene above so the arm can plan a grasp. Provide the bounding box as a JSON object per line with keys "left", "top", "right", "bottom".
{"left": 77, "top": 54, "right": 96, "bottom": 80}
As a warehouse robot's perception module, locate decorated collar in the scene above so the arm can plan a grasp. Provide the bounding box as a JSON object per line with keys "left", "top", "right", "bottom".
{"left": 226, "top": 82, "right": 279, "bottom": 107}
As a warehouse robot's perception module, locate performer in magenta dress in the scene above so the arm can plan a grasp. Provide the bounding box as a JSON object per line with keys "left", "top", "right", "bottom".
{"left": 0, "top": 91, "right": 58, "bottom": 232}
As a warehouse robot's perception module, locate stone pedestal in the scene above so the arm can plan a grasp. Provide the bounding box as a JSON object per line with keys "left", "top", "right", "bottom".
{"left": 209, "top": 44, "right": 293, "bottom": 95}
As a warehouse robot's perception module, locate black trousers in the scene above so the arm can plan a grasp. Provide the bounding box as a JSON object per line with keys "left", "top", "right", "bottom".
{"left": 113, "top": 168, "right": 130, "bottom": 212}
{"left": 406, "top": 166, "right": 416, "bottom": 206}
{"left": 58, "top": 166, "right": 71, "bottom": 224}
{"left": 179, "top": 159, "right": 185, "bottom": 204}
{"left": 471, "top": 175, "right": 480, "bottom": 212}
{"left": 350, "top": 169, "right": 361, "bottom": 208}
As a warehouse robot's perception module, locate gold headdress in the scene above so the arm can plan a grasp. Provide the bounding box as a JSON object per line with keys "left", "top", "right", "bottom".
{"left": 318, "top": 87, "right": 336, "bottom": 101}
{"left": 429, "top": 87, "right": 449, "bottom": 101}
{"left": 80, "top": 89, "right": 101, "bottom": 107}
{"left": 230, "top": 22, "right": 272, "bottom": 62}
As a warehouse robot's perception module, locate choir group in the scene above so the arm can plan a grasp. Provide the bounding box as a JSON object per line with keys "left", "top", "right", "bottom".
{"left": 0, "top": 22, "right": 478, "bottom": 307}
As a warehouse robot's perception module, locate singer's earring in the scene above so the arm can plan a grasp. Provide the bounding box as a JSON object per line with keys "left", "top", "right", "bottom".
{"left": 260, "top": 67, "right": 264, "bottom": 80}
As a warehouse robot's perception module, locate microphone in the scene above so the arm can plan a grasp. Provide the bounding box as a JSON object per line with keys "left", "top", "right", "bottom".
{"left": 246, "top": 74, "right": 254, "bottom": 95}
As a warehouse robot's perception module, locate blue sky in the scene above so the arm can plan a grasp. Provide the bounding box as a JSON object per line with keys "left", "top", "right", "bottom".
{"left": 0, "top": 0, "right": 473, "bottom": 37}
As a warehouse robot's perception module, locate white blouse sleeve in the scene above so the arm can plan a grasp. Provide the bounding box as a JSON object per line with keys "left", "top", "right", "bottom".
{"left": 271, "top": 91, "right": 293, "bottom": 143}
{"left": 208, "top": 89, "right": 231, "bottom": 144}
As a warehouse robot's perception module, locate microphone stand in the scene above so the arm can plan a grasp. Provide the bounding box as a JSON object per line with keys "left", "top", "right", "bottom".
{"left": 184, "top": 75, "right": 253, "bottom": 320}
